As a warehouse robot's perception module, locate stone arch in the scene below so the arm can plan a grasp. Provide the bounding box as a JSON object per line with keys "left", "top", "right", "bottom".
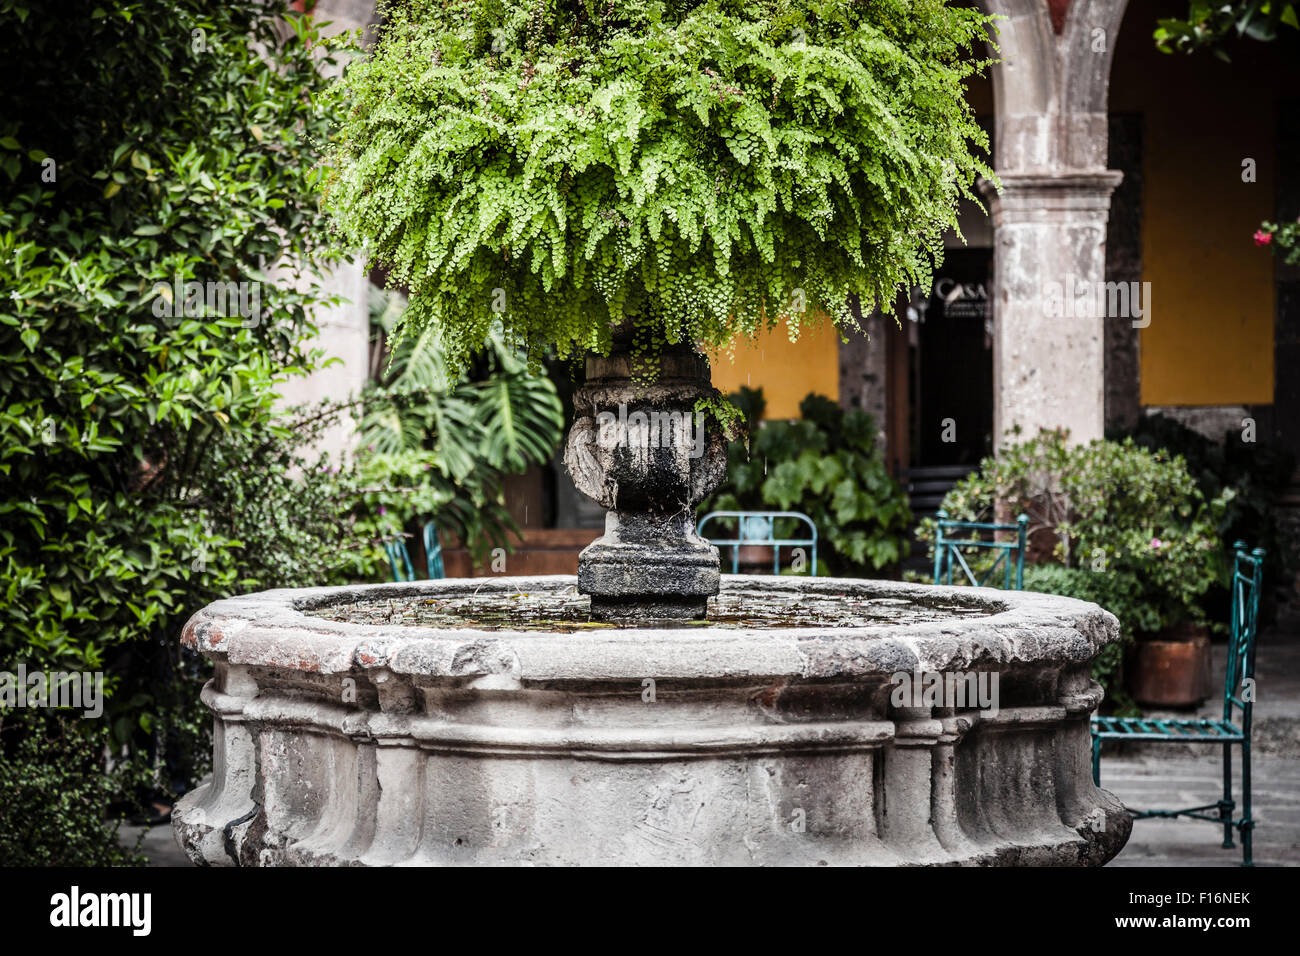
{"left": 979, "top": 0, "right": 1060, "bottom": 171}
{"left": 1059, "top": 0, "right": 1131, "bottom": 167}
{"left": 972, "top": 0, "right": 1131, "bottom": 444}
{"left": 977, "top": 0, "right": 1130, "bottom": 171}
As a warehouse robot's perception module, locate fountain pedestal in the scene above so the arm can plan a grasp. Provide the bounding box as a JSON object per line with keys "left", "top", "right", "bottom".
{"left": 173, "top": 577, "right": 1131, "bottom": 866}
{"left": 564, "top": 345, "right": 726, "bottom": 621}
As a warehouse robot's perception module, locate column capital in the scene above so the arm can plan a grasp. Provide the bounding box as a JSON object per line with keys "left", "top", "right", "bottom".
{"left": 981, "top": 170, "right": 1124, "bottom": 224}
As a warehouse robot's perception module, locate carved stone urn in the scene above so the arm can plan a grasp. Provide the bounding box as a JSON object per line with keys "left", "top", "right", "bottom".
{"left": 563, "top": 340, "right": 728, "bottom": 620}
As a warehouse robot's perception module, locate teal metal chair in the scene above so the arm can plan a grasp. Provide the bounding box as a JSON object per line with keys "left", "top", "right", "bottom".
{"left": 697, "top": 511, "right": 818, "bottom": 576}
{"left": 384, "top": 521, "right": 445, "bottom": 581}
{"left": 422, "top": 521, "right": 445, "bottom": 579}
{"left": 383, "top": 535, "right": 416, "bottom": 582}
{"left": 932, "top": 511, "right": 1028, "bottom": 589}
{"left": 1091, "top": 543, "right": 1265, "bottom": 866}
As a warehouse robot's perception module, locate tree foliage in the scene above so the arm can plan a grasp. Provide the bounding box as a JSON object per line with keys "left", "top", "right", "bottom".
{"left": 0, "top": 0, "right": 341, "bottom": 673}
{"left": 324, "top": 0, "right": 996, "bottom": 370}
{"left": 1155, "top": 1, "right": 1298, "bottom": 59}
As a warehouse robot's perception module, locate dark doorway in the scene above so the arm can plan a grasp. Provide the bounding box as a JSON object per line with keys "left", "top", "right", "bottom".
{"left": 911, "top": 248, "right": 994, "bottom": 468}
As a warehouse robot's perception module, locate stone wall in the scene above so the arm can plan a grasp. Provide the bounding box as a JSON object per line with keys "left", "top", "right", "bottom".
{"left": 274, "top": 0, "right": 378, "bottom": 461}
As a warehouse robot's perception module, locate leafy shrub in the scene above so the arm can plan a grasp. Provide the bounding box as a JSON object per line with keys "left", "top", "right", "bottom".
{"left": 1021, "top": 564, "right": 1144, "bottom": 714}
{"left": 0, "top": 712, "right": 149, "bottom": 867}
{"left": 323, "top": 0, "right": 996, "bottom": 370}
{"left": 0, "top": 0, "right": 341, "bottom": 670}
{"left": 0, "top": 0, "right": 350, "bottom": 862}
{"left": 921, "top": 429, "right": 1230, "bottom": 634}
{"left": 703, "top": 388, "right": 911, "bottom": 574}
{"left": 1117, "top": 412, "right": 1294, "bottom": 618}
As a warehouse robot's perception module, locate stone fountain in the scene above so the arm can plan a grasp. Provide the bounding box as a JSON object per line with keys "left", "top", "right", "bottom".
{"left": 173, "top": 343, "right": 1131, "bottom": 866}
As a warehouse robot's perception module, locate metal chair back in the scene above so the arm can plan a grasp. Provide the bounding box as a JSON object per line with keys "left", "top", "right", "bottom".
{"left": 423, "top": 521, "right": 445, "bottom": 580}
{"left": 933, "top": 511, "right": 1028, "bottom": 589}
{"left": 1224, "top": 542, "right": 1265, "bottom": 729}
{"left": 697, "top": 510, "right": 818, "bottom": 576}
{"left": 384, "top": 536, "right": 416, "bottom": 582}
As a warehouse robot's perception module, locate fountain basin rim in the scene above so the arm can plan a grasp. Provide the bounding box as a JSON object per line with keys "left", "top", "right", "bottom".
{"left": 180, "top": 575, "right": 1119, "bottom": 683}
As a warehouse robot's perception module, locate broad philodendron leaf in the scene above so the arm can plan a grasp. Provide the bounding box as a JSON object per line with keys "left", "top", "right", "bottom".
{"left": 704, "top": 387, "right": 911, "bottom": 575}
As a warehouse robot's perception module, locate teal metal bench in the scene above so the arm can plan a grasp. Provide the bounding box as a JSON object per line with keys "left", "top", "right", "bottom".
{"left": 697, "top": 511, "right": 818, "bottom": 576}
{"left": 383, "top": 521, "right": 445, "bottom": 582}
{"left": 932, "top": 510, "right": 1028, "bottom": 589}
{"left": 1090, "top": 542, "right": 1265, "bottom": 866}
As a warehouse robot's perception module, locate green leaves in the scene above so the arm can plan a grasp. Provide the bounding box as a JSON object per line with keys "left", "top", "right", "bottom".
{"left": 0, "top": 711, "right": 152, "bottom": 866}
{"left": 923, "top": 429, "right": 1229, "bottom": 634}
{"left": 0, "top": 0, "right": 344, "bottom": 724}
{"left": 467, "top": 370, "right": 565, "bottom": 474}
{"left": 353, "top": 311, "right": 565, "bottom": 565}
{"left": 324, "top": 0, "right": 995, "bottom": 373}
{"left": 1155, "top": 1, "right": 1299, "bottom": 57}
{"left": 703, "top": 386, "right": 911, "bottom": 575}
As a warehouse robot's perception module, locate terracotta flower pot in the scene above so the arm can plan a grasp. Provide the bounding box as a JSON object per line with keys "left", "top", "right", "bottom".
{"left": 1126, "top": 622, "right": 1213, "bottom": 708}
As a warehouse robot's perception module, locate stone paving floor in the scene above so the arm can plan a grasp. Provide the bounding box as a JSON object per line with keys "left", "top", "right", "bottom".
{"left": 1102, "top": 752, "right": 1300, "bottom": 866}
{"left": 122, "top": 820, "right": 191, "bottom": 868}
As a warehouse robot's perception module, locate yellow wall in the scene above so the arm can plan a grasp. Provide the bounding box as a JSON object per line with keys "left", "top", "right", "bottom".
{"left": 1113, "top": 0, "right": 1278, "bottom": 406}
{"left": 709, "top": 321, "right": 841, "bottom": 419}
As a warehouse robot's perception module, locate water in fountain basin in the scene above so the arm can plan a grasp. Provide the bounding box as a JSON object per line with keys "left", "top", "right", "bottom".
{"left": 303, "top": 582, "right": 997, "bottom": 632}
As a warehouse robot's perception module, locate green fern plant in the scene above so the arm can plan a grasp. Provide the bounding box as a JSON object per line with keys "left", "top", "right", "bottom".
{"left": 324, "top": 0, "right": 996, "bottom": 371}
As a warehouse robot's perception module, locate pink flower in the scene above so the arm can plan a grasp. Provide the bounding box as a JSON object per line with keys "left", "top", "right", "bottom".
{"left": 1150, "top": 537, "right": 1163, "bottom": 550}
{"left": 1254, "top": 229, "right": 1273, "bottom": 247}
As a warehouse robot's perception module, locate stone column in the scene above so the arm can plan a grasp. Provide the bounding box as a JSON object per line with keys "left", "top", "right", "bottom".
{"left": 981, "top": 0, "right": 1131, "bottom": 446}
{"left": 984, "top": 171, "right": 1121, "bottom": 444}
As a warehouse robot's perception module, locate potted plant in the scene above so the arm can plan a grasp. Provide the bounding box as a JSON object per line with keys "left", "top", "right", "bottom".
{"left": 324, "top": 0, "right": 995, "bottom": 617}
{"left": 1127, "top": 614, "right": 1215, "bottom": 708}
{"left": 927, "top": 429, "right": 1231, "bottom": 708}
{"left": 1123, "top": 536, "right": 1219, "bottom": 709}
